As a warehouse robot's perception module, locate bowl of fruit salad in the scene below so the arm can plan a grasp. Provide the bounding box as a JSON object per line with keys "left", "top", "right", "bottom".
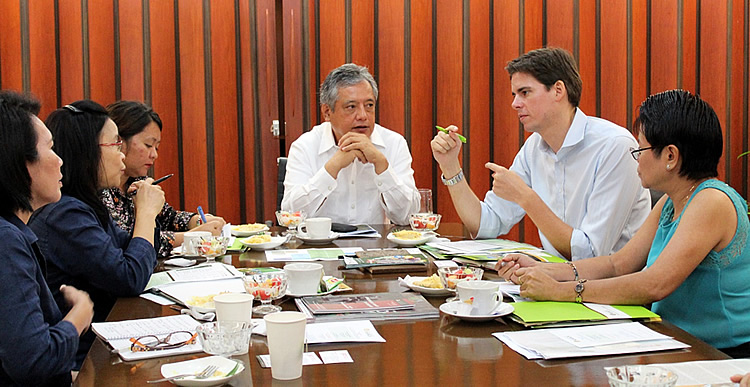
{"left": 438, "top": 267, "right": 483, "bottom": 292}
{"left": 409, "top": 213, "right": 441, "bottom": 231}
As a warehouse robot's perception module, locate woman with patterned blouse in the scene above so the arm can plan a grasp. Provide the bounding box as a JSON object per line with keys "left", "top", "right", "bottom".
{"left": 100, "top": 101, "right": 225, "bottom": 257}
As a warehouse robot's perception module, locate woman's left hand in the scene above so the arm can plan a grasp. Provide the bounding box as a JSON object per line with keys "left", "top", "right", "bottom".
{"left": 515, "top": 266, "right": 563, "bottom": 301}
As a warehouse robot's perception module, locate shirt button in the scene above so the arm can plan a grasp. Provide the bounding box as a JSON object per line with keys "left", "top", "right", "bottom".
{"left": 377, "top": 182, "right": 382, "bottom": 186}
{"left": 328, "top": 186, "right": 333, "bottom": 191}
{"left": 351, "top": 204, "right": 355, "bottom": 209}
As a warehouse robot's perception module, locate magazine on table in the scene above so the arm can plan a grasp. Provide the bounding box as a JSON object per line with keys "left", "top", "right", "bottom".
{"left": 295, "top": 292, "right": 439, "bottom": 322}
{"left": 343, "top": 248, "right": 428, "bottom": 269}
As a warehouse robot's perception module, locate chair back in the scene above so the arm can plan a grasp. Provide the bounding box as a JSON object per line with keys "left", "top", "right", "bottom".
{"left": 277, "top": 157, "right": 288, "bottom": 210}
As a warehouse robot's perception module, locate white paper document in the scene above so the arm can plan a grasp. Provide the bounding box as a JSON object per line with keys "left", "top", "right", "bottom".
{"left": 265, "top": 247, "right": 363, "bottom": 262}
{"left": 549, "top": 321, "right": 671, "bottom": 348}
{"left": 305, "top": 320, "right": 385, "bottom": 344}
{"left": 256, "top": 352, "right": 323, "bottom": 368}
{"left": 629, "top": 359, "right": 750, "bottom": 386}
{"left": 319, "top": 350, "right": 354, "bottom": 364}
{"left": 584, "top": 303, "right": 632, "bottom": 319}
{"left": 92, "top": 315, "right": 202, "bottom": 361}
{"left": 493, "top": 322, "right": 689, "bottom": 360}
{"left": 426, "top": 240, "right": 500, "bottom": 254}
{"left": 155, "top": 277, "right": 246, "bottom": 306}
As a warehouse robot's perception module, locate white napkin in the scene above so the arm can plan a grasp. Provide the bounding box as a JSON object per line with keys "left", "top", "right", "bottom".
{"left": 164, "top": 258, "right": 196, "bottom": 267}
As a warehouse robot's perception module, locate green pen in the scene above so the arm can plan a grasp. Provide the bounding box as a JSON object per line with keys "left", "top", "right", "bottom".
{"left": 436, "top": 125, "right": 467, "bottom": 143}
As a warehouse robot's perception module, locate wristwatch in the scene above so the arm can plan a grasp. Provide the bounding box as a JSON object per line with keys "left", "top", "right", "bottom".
{"left": 574, "top": 279, "right": 587, "bottom": 303}
{"left": 441, "top": 169, "right": 465, "bottom": 186}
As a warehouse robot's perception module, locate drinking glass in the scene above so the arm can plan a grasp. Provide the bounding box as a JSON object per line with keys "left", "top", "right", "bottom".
{"left": 196, "top": 321, "right": 252, "bottom": 357}
{"left": 438, "top": 266, "right": 484, "bottom": 302}
{"left": 275, "top": 210, "right": 307, "bottom": 237}
{"left": 242, "top": 272, "right": 288, "bottom": 315}
{"left": 192, "top": 236, "right": 230, "bottom": 262}
{"left": 418, "top": 188, "right": 433, "bottom": 214}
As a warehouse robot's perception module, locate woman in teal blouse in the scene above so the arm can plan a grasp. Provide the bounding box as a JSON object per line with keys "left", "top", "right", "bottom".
{"left": 497, "top": 89, "right": 750, "bottom": 357}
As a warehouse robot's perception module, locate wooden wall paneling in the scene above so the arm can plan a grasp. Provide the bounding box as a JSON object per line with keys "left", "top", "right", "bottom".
{"left": 117, "top": 0, "right": 145, "bottom": 101}
{"left": 307, "top": 0, "right": 319, "bottom": 127}
{"left": 283, "top": 0, "right": 305, "bottom": 151}
{"left": 492, "top": 0, "right": 522, "bottom": 245}
{"left": 650, "top": 0, "right": 679, "bottom": 94}
{"left": 699, "top": 0, "right": 729, "bottom": 181}
{"left": 681, "top": 0, "right": 698, "bottom": 93}
{"left": 148, "top": 0, "right": 182, "bottom": 211}
{"left": 209, "top": 0, "right": 241, "bottom": 224}
{"left": 377, "top": 1, "right": 405, "bottom": 135}
{"left": 351, "top": 0, "right": 375, "bottom": 69}
{"left": 434, "top": 0, "right": 463, "bottom": 223}
{"left": 318, "top": 0, "right": 346, "bottom": 82}
{"left": 468, "top": 0, "right": 491, "bottom": 197}
{"left": 728, "top": 0, "right": 746, "bottom": 189}
{"left": 239, "top": 0, "right": 258, "bottom": 223}
{"left": 522, "top": 0, "right": 544, "bottom": 247}
{"left": 177, "top": 0, "right": 209, "bottom": 211}
{"left": 28, "top": 0, "right": 58, "bottom": 119}
{"left": 57, "top": 0, "right": 84, "bottom": 107}
{"left": 255, "top": 0, "right": 281, "bottom": 221}
{"left": 88, "top": 0, "right": 116, "bottom": 105}
{"left": 599, "top": 1, "right": 628, "bottom": 127}
{"left": 409, "top": 0, "right": 434, "bottom": 192}
{"left": 0, "top": 1, "right": 23, "bottom": 91}
{"left": 545, "top": 0, "right": 575, "bottom": 51}
{"left": 578, "top": 0, "right": 598, "bottom": 115}
{"left": 631, "top": 0, "right": 648, "bottom": 115}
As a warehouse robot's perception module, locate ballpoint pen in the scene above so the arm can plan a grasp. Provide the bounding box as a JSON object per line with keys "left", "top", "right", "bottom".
{"left": 152, "top": 174, "right": 174, "bottom": 185}
{"left": 436, "top": 125, "right": 467, "bottom": 143}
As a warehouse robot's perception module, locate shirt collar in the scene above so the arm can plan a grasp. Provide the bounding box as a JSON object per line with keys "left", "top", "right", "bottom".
{"left": 2, "top": 213, "right": 38, "bottom": 245}
{"left": 317, "top": 122, "right": 386, "bottom": 155}
{"left": 558, "top": 108, "right": 587, "bottom": 151}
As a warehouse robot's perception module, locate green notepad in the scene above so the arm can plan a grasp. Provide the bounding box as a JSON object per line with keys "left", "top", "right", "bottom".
{"left": 509, "top": 301, "right": 660, "bottom": 327}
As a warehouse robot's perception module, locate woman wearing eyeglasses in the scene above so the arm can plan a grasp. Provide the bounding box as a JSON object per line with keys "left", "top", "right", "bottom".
{"left": 101, "top": 100, "right": 225, "bottom": 257}
{"left": 28, "top": 100, "right": 165, "bottom": 369}
{"left": 498, "top": 90, "right": 750, "bottom": 358}
{"left": 0, "top": 91, "right": 94, "bottom": 386}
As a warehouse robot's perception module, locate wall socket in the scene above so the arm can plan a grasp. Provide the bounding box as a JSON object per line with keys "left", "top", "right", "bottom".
{"left": 271, "top": 120, "right": 280, "bottom": 137}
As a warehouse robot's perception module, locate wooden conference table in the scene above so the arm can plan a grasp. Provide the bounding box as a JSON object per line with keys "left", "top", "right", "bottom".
{"left": 75, "top": 224, "right": 728, "bottom": 386}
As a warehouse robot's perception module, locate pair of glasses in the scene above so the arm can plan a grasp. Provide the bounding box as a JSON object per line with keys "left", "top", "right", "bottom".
{"left": 630, "top": 146, "right": 654, "bottom": 161}
{"left": 130, "top": 330, "right": 198, "bottom": 352}
{"left": 99, "top": 138, "right": 123, "bottom": 152}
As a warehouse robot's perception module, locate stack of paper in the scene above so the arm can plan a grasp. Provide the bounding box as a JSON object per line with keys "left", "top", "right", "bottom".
{"left": 337, "top": 224, "right": 381, "bottom": 238}
{"left": 494, "top": 322, "right": 690, "bottom": 360}
{"left": 509, "top": 301, "right": 660, "bottom": 328}
{"left": 265, "top": 247, "right": 363, "bottom": 262}
{"left": 422, "top": 239, "right": 567, "bottom": 267}
{"left": 92, "top": 314, "right": 202, "bottom": 361}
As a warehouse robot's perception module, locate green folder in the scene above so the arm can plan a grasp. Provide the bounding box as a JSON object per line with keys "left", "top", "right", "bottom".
{"left": 509, "top": 301, "right": 660, "bottom": 327}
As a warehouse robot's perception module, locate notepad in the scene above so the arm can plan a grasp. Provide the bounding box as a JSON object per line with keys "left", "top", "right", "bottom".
{"left": 91, "top": 315, "right": 203, "bottom": 361}
{"left": 509, "top": 301, "right": 660, "bottom": 328}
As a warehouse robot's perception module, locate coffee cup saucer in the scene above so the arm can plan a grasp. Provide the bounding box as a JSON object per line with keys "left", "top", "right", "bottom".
{"left": 296, "top": 232, "right": 339, "bottom": 245}
{"left": 439, "top": 301, "right": 514, "bottom": 322}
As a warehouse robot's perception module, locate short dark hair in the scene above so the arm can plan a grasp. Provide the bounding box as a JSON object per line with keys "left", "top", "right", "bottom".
{"left": 45, "top": 100, "right": 111, "bottom": 225}
{"left": 0, "top": 90, "right": 42, "bottom": 216}
{"left": 319, "top": 63, "right": 378, "bottom": 109}
{"left": 634, "top": 89, "right": 722, "bottom": 180}
{"left": 106, "top": 100, "right": 162, "bottom": 141}
{"left": 505, "top": 47, "right": 583, "bottom": 107}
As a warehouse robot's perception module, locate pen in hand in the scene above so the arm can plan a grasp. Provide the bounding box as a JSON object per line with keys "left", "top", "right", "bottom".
{"left": 152, "top": 174, "right": 174, "bottom": 185}
{"left": 197, "top": 206, "right": 208, "bottom": 224}
{"left": 436, "top": 125, "right": 467, "bottom": 143}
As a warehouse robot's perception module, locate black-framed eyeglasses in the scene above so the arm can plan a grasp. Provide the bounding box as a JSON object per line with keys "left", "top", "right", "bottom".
{"left": 630, "top": 146, "right": 654, "bottom": 161}
{"left": 129, "top": 330, "right": 198, "bottom": 352}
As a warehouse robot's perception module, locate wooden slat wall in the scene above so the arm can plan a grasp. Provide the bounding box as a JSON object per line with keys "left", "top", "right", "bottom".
{"left": 1, "top": 0, "right": 748, "bottom": 238}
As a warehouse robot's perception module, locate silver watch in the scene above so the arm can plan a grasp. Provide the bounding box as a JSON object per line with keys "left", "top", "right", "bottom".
{"left": 441, "top": 169, "right": 465, "bottom": 186}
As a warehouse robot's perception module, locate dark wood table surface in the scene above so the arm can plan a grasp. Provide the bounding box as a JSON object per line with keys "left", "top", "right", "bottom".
{"left": 74, "top": 224, "right": 729, "bottom": 386}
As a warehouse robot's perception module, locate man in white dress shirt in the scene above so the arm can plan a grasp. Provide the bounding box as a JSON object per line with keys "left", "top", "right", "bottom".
{"left": 282, "top": 63, "right": 420, "bottom": 225}
{"left": 431, "top": 47, "right": 650, "bottom": 260}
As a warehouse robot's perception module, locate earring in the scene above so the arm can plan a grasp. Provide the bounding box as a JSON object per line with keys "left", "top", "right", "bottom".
{"left": 666, "top": 165, "right": 672, "bottom": 171}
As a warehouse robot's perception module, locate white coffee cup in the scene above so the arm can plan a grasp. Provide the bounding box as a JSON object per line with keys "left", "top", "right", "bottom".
{"left": 213, "top": 293, "right": 254, "bottom": 326}
{"left": 183, "top": 231, "right": 211, "bottom": 255}
{"left": 284, "top": 263, "right": 324, "bottom": 295}
{"left": 296, "top": 217, "right": 332, "bottom": 239}
{"left": 264, "top": 311, "right": 307, "bottom": 380}
{"left": 456, "top": 280, "right": 503, "bottom": 315}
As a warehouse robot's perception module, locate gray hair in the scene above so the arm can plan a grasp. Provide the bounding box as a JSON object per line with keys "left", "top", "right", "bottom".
{"left": 319, "top": 63, "right": 379, "bottom": 109}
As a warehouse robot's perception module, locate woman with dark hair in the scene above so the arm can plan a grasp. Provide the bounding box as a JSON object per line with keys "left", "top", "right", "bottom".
{"left": 102, "top": 100, "right": 225, "bottom": 256}
{"left": 0, "top": 90, "right": 93, "bottom": 386}
{"left": 498, "top": 90, "right": 750, "bottom": 357}
{"left": 29, "top": 100, "right": 165, "bottom": 368}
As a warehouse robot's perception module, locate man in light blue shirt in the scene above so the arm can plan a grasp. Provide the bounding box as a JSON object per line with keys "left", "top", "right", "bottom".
{"left": 431, "top": 47, "right": 650, "bottom": 260}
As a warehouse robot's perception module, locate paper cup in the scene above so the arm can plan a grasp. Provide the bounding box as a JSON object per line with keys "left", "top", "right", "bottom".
{"left": 213, "top": 293, "right": 254, "bottom": 324}
{"left": 456, "top": 280, "right": 503, "bottom": 315}
{"left": 183, "top": 231, "right": 211, "bottom": 255}
{"left": 296, "top": 217, "right": 331, "bottom": 239}
{"left": 284, "top": 263, "right": 324, "bottom": 295}
{"left": 264, "top": 311, "right": 307, "bottom": 380}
